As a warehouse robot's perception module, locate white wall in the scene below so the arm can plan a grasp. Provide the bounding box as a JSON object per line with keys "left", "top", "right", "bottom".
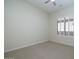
{"left": 49, "top": 6, "right": 74, "bottom": 46}
{"left": 4, "top": 0, "right": 48, "bottom": 52}
{"left": 4, "top": 0, "right": 74, "bottom": 53}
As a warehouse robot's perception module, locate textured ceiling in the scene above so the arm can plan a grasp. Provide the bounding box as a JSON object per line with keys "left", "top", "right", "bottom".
{"left": 24, "top": 0, "right": 74, "bottom": 13}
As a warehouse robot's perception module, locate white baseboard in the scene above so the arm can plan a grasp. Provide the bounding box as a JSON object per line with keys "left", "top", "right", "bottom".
{"left": 49, "top": 40, "right": 74, "bottom": 47}
{"left": 5, "top": 39, "right": 73, "bottom": 53}
{"left": 5, "top": 40, "right": 48, "bottom": 53}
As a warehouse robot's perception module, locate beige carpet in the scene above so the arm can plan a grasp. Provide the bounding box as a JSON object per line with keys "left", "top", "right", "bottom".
{"left": 5, "top": 41, "right": 74, "bottom": 59}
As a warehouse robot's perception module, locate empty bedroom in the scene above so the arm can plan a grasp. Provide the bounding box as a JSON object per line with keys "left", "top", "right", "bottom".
{"left": 4, "top": 0, "right": 74, "bottom": 59}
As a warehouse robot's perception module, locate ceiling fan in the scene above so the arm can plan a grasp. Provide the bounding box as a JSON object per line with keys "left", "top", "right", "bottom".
{"left": 44, "top": 0, "right": 56, "bottom": 6}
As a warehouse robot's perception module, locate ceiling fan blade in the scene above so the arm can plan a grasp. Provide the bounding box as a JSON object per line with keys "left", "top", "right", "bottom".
{"left": 44, "top": 0, "right": 50, "bottom": 4}
{"left": 53, "top": 2, "right": 56, "bottom": 6}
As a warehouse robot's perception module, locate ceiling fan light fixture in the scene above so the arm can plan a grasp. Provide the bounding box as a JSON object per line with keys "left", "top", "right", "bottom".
{"left": 51, "top": 0, "right": 55, "bottom": 2}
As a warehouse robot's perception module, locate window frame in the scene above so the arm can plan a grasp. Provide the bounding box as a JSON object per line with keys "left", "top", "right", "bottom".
{"left": 57, "top": 17, "right": 74, "bottom": 36}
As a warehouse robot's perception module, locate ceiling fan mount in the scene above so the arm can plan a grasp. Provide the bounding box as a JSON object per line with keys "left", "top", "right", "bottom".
{"left": 44, "top": 0, "right": 56, "bottom": 6}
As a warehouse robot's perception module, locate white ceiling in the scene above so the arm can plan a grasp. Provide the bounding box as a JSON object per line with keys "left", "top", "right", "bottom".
{"left": 24, "top": 0, "right": 74, "bottom": 13}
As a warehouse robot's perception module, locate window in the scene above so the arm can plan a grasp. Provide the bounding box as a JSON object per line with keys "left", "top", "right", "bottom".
{"left": 57, "top": 17, "right": 74, "bottom": 36}
{"left": 57, "top": 18, "right": 65, "bottom": 35}
{"left": 68, "top": 19, "right": 74, "bottom": 36}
